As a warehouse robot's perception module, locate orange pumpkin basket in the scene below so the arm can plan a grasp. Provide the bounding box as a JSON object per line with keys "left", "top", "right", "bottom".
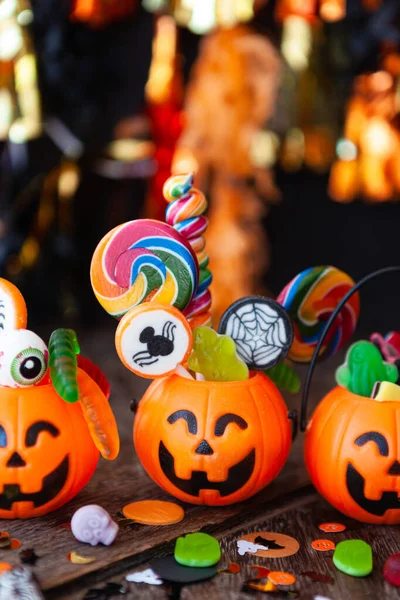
{"left": 303, "top": 265, "right": 400, "bottom": 524}
{"left": 134, "top": 371, "right": 296, "bottom": 506}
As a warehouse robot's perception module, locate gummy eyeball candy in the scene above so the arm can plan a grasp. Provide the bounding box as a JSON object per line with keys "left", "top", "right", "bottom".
{"left": 187, "top": 326, "right": 248, "bottom": 382}
{"left": 0, "top": 330, "right": 48, "bottom": 387}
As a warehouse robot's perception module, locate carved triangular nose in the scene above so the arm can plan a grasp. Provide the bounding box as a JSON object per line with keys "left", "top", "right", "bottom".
{"left": 6, "top": 452, "right": 26, "bottom": 468}
{"left": 195, "top": 440, "right": 214, "bottom": 455}
{"left": 388, "top": 460, "right": 400, "bottom": 475}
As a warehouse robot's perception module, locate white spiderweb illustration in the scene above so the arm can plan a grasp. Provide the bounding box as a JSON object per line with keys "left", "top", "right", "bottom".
{"left": 223, "top": 301, "right": 291, "bottom": 368}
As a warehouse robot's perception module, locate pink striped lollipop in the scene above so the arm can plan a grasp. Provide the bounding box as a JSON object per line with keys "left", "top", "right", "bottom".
{"left": 163, "top": 174, "right": 212, "bottom": 327}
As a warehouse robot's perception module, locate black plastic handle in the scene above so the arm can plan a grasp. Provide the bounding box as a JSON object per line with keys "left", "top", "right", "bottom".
{"left": 300, "top": 265, "right": 400, "bottom": 432}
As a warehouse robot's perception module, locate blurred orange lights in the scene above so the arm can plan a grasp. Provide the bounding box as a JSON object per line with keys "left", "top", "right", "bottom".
{"left": 276, "top": 0, "right": 345, "bottom": 21}
{"left": 319, "top": 0, "right": 345, "bottom": 22}
{"left": 329, "top": 71, "right": 400, "bottom": 203}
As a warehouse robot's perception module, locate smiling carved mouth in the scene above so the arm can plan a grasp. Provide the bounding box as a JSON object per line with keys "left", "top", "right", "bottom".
{"left": 346, "top": 463, "right": 400, "bottom": 516}
{"left": 159, "top": 441, "right": 255, "bottom": 497}
{"left": 0, "top": 455, "right": 69, "bottom": 510}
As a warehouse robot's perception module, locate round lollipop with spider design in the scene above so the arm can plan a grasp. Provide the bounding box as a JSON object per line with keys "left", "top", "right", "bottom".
{"left": 115, "top": 303, "right": 193, "bottom": 379}
{"left": 218, "top": 296, "right": 294, "bottom": 371}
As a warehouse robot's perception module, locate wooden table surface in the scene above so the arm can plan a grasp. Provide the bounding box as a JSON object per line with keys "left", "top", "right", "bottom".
{"left": 1, "top": 326, "right": 399, "bottom": 599}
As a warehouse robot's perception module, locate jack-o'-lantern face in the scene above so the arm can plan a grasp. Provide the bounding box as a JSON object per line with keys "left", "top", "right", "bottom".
{"left": 346, "top": 431, "right": 400, "bottom": 517}
{"left": 305, "top": 386, "right": 400, "bottom": 524}
{"left": 0, "top": 378, "right": 99, "bottom": 519}
{"left": 134, "top": 372, "right": 292, "bottom": 506}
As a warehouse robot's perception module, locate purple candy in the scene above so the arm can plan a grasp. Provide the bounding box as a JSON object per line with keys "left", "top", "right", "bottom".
{"left": 71, "top": 505, "right": 118, "bottom": 546}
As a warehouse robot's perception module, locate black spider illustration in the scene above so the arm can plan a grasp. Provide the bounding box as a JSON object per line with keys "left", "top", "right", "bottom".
{"left": 132, "top": 321, "right": 176, "bottom": 367}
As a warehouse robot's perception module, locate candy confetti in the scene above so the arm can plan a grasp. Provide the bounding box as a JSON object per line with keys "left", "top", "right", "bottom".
{"left": 312, "top": 539, "right": 336, "bottom": 552}
{"left": 318, "top": 522, "right": 346, "bottom": 533}
{"left": 301, "top": 572, "right": 334, "bottom": 584}
{"left": 122, "top": 500, "right": 184, "bottom": 526}
{"left": 0, "top": 278, "right": 27, "bottom": 331}
{"left": 218, "top": 563, "right": 241, "bottom": 574}
{"left": 278, "top": 266, "right": 359, "bottom": 363}
{"left": 188, "top": 326, "right": 249, "bottom": 381}
{"left": 0, "top": 534, "right": 10, "bottom": 549}
{"left": 238, "top": 532, "right": 300, "bottom": 558}
{"left": 336, "top": 341, "right": 398, "bottom": 397}
{"left": 164, "top": 174, "right": 212, "bottom": 328}
{"left": 115, "top": 304, "right": 193, "bottom": 379}
{"left": 250, "top": 566, "right": 271, "bottom": 578}
{"left": 0, "top": 564, "right": 12, "bottom": 576}
{"left": 67, "top": 551, "right": 96, "bottom": 564}
{"left": 126, "top": 568, "right": 163, "bottom": 586}
{"left": 219, "top": 297, "right": 293, "bottom": 370}
{"left": 268, "top": 571, "right": 296, "bottom": 586}
{"left": 237, "top": 540, "right": 268, "bottom": 556}
{"left": 20, "top": 549, "right": 39, "bottom": 565}
{"left": 91, "top": 219, "right": 198, "bottom": 318}
{"left": 151, "top": 555, "right": 217, "bottom": 583}
{"left": 243, "top": 579, "right": 277, "bottom": 593}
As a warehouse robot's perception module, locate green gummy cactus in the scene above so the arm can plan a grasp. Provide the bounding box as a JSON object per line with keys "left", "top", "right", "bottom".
{"left": 187, "top": 326, "right": 249, "bottom": 382}
{"left": 336, "top": 340, "right": 398, "bottom": 397}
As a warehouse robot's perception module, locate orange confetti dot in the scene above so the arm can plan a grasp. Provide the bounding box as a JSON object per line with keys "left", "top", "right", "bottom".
{"left": 319, "top": 522, "right": 346, "bottom": 533}
{"left": 10, "top": 539, "right": 21, "bottom": 550}
{"left": 312, "top": 539, "right": 336, "bottom": 551}
{"left": 122, "top": 500, "right": 184, "bottom": 525}
{"left": 0, "top": 563, "right": 12, "bottom": 576}
{"left": 268, "top": 571, "right": 296, "bottom": 585}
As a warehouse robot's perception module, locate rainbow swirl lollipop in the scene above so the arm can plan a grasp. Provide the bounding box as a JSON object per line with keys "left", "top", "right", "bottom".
{"left": 91, "top": 220, "right": 199, "bottom": 318}
{"left": 277, "top": 266, "right": 360, "bottom": 363}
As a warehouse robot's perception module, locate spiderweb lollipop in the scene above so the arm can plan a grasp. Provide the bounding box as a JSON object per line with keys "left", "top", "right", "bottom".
{"left": 277, "top": 266, "right": 360, "bottom": 363}
{"left": 164, "top": 174, "right": 212, "bottom": 328}
{"left": 218, "top": 297, "right": 293, "bottom": 371}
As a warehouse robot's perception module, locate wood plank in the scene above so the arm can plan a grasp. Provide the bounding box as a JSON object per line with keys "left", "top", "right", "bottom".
{"left": 52, "top": 491, "right": 400, "bottom": 600}
{"left": 0, "top": 325, "right": 341, "bottom": 593}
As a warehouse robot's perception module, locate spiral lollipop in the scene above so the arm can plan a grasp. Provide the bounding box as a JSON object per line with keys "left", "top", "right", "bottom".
{"left": 164, "top": 174, "right": 212, "bottom": 328}
{"left": 91, "top": 219, "right": 199, "bottom": 318}
{"left": 277, "top": 266, "right": 360, "bottom": 363}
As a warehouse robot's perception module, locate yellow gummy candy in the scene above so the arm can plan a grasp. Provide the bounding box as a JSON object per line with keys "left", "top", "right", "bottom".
{"left": 187, "top": 327, "right": 249, "bottom": 382}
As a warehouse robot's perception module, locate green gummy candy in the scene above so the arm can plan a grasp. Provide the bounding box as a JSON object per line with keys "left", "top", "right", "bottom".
{"left": 49, "top": 328, "right": 80, "bottom": 403}
{"left": 336, "top": 340, "right": 398, "bottom": 397}
{"left": 333, "top": 540, "right": 372, "bottom": 577}
{"left": 174, "top": 532, "right": 221, "bottom": 568}
{"left": 187, "top": 326, "right": 248, "bottom": 382}
{"left": 265, "top": 362, "right": 301, "bottom": 393}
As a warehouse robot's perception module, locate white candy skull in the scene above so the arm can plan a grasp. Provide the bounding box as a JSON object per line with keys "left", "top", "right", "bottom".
{"left": 71, "top": 505, "right": 118, "bottom": 546}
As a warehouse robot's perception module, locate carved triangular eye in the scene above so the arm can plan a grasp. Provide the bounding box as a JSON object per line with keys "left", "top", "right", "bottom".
{"left": 0, "top": 425, "right": 6, "bottom": 448}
